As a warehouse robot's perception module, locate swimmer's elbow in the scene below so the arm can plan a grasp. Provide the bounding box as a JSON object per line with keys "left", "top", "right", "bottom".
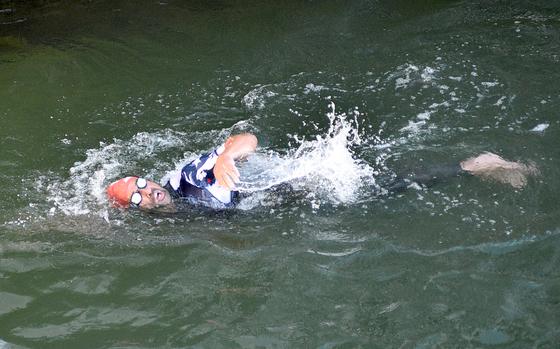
{"left": 223, "top": 133, "right": 258, "bottom": 158}
{"left": 246, "top": 133, "right": 258, "bottom": 150}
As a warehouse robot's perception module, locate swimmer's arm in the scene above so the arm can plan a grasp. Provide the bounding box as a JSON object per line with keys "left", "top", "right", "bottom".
{"left": 214, "top": 133, "right": 258, "bottom": 190}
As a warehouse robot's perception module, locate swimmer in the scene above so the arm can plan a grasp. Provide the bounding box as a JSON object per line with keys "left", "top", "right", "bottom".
{"left": 106, "top": 132, "right": 537, "bottom": 210}
{"left": 106, "top": 133, "right": 257, "bottom": 210}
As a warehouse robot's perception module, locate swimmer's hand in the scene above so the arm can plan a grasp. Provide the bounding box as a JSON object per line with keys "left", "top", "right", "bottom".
{"left": 214, "top": 133, "right": 258, "bottom": 190}
{"left": 214, "top": 154, "right": 240, "bottom": 190}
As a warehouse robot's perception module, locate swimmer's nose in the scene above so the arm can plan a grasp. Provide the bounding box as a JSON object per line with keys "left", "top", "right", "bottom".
{"left": 138, "top": 188, "right": 151, "bottom": 198}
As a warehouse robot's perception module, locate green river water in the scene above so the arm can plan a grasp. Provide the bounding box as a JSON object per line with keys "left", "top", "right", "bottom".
{"left": 1, "top": 1, "right": 559, "bottom": 348}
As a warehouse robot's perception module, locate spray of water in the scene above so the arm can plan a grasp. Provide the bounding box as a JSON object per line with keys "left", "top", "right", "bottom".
{"left": 237, "top": 102, "right": 378, "bottom": 207}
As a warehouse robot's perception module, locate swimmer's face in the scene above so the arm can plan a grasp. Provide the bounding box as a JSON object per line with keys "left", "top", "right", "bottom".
{"left": 126, "top": 178, "right": 172, "bottom": 209}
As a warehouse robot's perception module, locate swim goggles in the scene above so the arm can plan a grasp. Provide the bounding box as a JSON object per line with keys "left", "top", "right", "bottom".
{"left": 130, "top": 177, "right": 148, "bottom": 207}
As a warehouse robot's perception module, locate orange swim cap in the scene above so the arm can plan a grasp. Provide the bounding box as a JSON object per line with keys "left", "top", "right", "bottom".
{"left": 106, "top": 176, "right": 138, "bottom": 207}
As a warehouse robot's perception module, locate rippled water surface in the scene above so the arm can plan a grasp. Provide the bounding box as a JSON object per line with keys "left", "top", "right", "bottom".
{"left": 1, "top": 1, "right": 559, "bottom": 348}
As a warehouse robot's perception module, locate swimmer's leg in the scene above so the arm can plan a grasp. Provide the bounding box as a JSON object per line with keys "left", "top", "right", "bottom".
{"left": 460, "top": 152, "right": 538, "bottom": 188}
{"left": 384, "top": 152, "right": 538, "bottom": 193}
{"left": 385, "top": 163, "right": 467, "bottom": 194}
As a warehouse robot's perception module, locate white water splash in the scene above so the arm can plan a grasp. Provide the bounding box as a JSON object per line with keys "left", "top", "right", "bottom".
{"left": 394, "top": 64, "right": 419, "bottom": 90}
{"left": 530, "top": 123, "right": 549, "bottom": 133}
{"left": 0, "top": 339, "right": 11, "bottom": 349}
{"left": 237, "top": 102, "right": 378, "bottom": 207}
{"left": 242, "top": 85, "right": 278, "bottom": 110}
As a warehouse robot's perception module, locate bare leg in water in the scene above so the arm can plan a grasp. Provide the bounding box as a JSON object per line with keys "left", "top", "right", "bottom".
{"left": 460, "top": 152, "right": 539, "bottom": 189}
{"left": 387, "top": 152, "right": 538, "bottom": 193}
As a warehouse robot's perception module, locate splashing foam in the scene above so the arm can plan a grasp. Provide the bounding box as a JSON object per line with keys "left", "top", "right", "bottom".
{"left": 238, "top": 102, "right": 377, "bottom": 207}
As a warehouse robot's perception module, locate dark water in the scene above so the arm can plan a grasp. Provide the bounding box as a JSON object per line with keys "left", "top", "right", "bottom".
{"left": 1, "top": 1, "right": 559, "bottom": 348}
